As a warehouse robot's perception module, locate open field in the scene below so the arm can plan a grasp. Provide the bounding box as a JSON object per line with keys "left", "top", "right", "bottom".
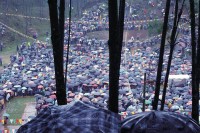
{"left": 4, "top": 96, "right": 35, "bottom": 125}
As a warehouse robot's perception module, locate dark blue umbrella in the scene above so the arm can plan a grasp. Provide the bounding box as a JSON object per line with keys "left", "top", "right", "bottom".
{"left": 17, "top": 101, "right": 120, "bottom": 133}
{"left": 6, "top": 84, "right": 13, "bottom": 89}
{"left": 29, "top": 82, "right": 37, "bottom": 88}
{"left": 44, "top": 91, "right": 51, "bottom": 96}
{"left": 121, "top": 111, "right": 200, "bottom": 133}
{"left": 0, "top": 90, "right": 4, "bottom": 95}
{"left": 22, "top": 82, "right": 30, "bottom": 87}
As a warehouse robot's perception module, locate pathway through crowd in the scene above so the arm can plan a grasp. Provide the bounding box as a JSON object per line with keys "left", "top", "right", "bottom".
{"left": 0, "top": 102, "right": 36, "bottom": 132}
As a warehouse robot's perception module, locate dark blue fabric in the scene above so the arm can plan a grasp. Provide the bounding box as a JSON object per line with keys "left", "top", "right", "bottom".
{"left": 17, "top": 101, "right": 120, "bottom": 133}
{"left": 121, "top": 111, "right": 200, "bottom": 133}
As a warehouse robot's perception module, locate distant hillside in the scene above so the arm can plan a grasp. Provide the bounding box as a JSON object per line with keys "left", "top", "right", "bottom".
{"left": 0, "top": 0, "right": 104, "bottom": 69}
{"left": 0, "top": 0, "right": 103, "bottom": 46}
{"left": 0, "top": 0, "right": 50, "bottom": 46}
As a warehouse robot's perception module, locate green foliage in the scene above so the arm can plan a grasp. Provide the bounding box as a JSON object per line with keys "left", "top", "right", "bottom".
{"left": 0, "top": 0, "right": 50, "bottom": 70}
{"left": 194, "top": 0, "right": 199, "bottom": 13}
{"left": 0, "top": 0, "right": 50, "bottom": 43}
{"left": 184, "top": 0, "right": 199, "bottom": 13}
{"left": 148, "top": 20, "right": 163, "bottom": 36}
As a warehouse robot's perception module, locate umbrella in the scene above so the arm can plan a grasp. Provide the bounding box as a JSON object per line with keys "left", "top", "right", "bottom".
{"left": 41, "top": 104, "right": 49, "bottom": 109}
{"left": 35, "top": 104, "right": 41, "bottom": 109}
{"left": 67, "top": 98, "right": 73, "bottom": 103}
{"left": 187, "top": 101, "right": 192, "bottom": 105}
{"left": 68, "top": 93, "right": 75, "bottom": 98}
{"left": 45, "top": 91, "right": 51, "bottom": 96}
{"left": 14, "top": 85, "right": 21, "bottom": 88}
{"left": 84, "top": 93, "right": 91, "bottom": 96}
{"left": 121, "top": 111, "right": 200, "bottom": 133}
{"left": 17, "top": 101, "right": 120, "bottom": 133}
{"left": 81, "top": 97, "right": 90, "bottom": 102}
{"left": 93, "top": 92, "right": 101, "bottom": 96}
{"left": 5, "top": 90, "right": 13, "bottom": 93}
{"left": 145, "top": 100, "right": 151, "bottom": 105}
{"left": 22, "top": 87, "right": 27, "bottom": 90}
{"left": 0, "top": 96, "right": 4, "bottom": 100}
{"left": 3, "top": 113, "right": 10, "bottom": 117}
{"left": 45, "top": 98, "right": 53, "bottom": 103}
{"left": 34, "top": 94, "right": 43, "bottom": 98}
{"left": 5, "top": 84, "right": 12, "bottom": 89}
{"left": 37, "top": 99, "right": 44, "bottom": 104}
{"left": 51, "top": 91, "right": 56, "bottom": 94}
{"left": 49, "top": 94, "right": 56, "bottom": 99}
{"left": 23, "top": 82, "right": 30, "bottom": 87}
{"left": 28, "top": 81, "right": 37, "bottom": 88}
{"left": 28, "top": 88, "right": 33, "bottom": 91}
{"left": 28, "top": 116, "right": 36, "bottom": 122}
{"left": 0, "top": 90, "right": 5, "bottom": 95}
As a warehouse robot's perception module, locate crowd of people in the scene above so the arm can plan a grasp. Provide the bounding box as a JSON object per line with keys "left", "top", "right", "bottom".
{"left": 0, "top": 24, "right": 5, "bottom": 36}
{"left": 0, "top": 0, "right": 196, "bottom": 120}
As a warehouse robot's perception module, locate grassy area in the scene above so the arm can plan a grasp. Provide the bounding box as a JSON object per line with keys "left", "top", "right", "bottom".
{"left": 4, "top": 96, "right": 35, "bottom": 125}
{"left": 0, "top": 42, "right": 18, "bottom": 70}
{"left": 0, "top": 7, "right": 50, "bottom": 71}
{"left": 0, "top": 0, "right": 51, "bottom": 66}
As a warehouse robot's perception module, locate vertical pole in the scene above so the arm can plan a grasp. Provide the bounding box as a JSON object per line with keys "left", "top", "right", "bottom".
{"left": 109, "top": 0, "right": 125, "bottom": 113}
{"left": 108, "top": 0, "right": 119, "bottom": 113}
{"left": 190, "top": 0, "right": 198, "bottom": 123}
{"left": 143, "top": 73, "right": 146, "bottom": 112}
{"left": 48, "top": 0, "right": 66, "bottom": 105}
{"left": 189, "top": 0, "right": 198, "bottom": 123}
{"left": 196, "top": 0, "right": 200, "bottom": 124}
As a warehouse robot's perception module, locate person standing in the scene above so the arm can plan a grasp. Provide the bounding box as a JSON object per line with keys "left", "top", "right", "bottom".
{"left": 16, "top": 44, "right": 19, "bottom": 50}
{"left": 22, "top": 89, "right": 25, "bottom": 97}
{"left": 0, "top": 57, "right": 2, "bottom": 66}
{"left": 6, "top": 93, "right": 11, "bottom": 102}
{"left": 4, "top": 116, "right": 8, "bottom": 125}
{"left": 0, "top": 42, "right": 3, "bottom": 51}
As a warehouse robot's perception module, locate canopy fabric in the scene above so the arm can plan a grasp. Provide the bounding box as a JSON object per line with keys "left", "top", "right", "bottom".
{"left": 17, "top": 101, "right": 120, "bottom": 133}
{"left": 121, "top": 111, "right": 200, "bottom": 133}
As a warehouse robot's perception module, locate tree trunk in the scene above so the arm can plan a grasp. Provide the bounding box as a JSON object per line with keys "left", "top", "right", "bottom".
{"left": 160, "top": 46, "right": 174, "bottom": 110}
{"left": 108, "top": 0, "right": 125, "bottom": 113}
{"left": 153, "top": 0, "right": 171, "bottom": 110}
{"left": 195, "top": 0, "right": 200, "bottom": 123}
{"left": 160, "top": 0, "right": 184, "bottom": 111}
{"left": 190, "top": 0, "right": 198, "bottom": 122}
{"left": 48, "top": 0, "right": 66, "bottom": 105}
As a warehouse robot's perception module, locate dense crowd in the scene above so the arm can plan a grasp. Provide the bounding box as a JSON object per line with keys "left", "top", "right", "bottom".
{"left": 0, "top": 0, "right": 195, "bottom": 120}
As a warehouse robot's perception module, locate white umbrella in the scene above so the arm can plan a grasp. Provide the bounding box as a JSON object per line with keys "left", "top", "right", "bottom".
{"left": 171, "top": 105, "right": 180, "bottom": 111}
{"left": 22, "top": 87, "right": 27, "bottom": 90}
{"left": 14, "top": 85, "right": 21, "bottom": 88}
{"left": 13, "top": 63, "right": 19, "bottom": 67}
